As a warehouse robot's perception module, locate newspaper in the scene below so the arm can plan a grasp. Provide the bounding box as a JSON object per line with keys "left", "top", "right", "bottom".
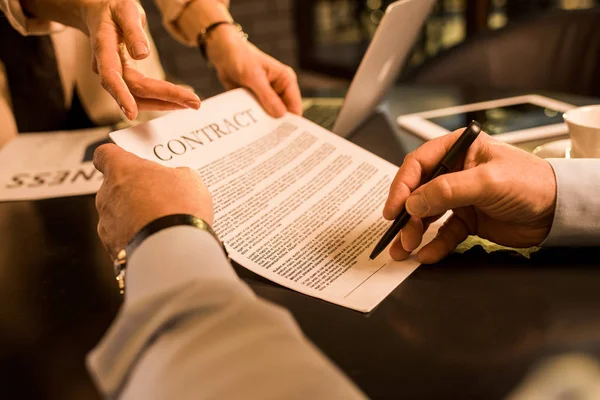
{"left": 111, "top": 89, "right": 442, "bottom": 312}
{"left": 0, "top": 128, "right": 110, "bottom": 201}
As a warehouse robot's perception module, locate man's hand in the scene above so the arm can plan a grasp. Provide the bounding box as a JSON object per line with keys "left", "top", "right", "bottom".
{"left": 93, "top": 144, "right": 213, "bottom": 257}
{"left": 206, "top": 25, "right": 302, "bottom": 118}
{"left": 23, "top": 0, "right": 201, "bottom": 120}
{"left": 383, "top": 129, "right": 557, "bottom": 264}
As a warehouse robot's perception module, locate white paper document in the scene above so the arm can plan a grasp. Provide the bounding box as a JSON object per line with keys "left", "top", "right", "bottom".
{"left": 111, "top": 89, "right": 441, "bottom": 312}
{"left": 0, "top": 128, "right": 110, "bottom": 201}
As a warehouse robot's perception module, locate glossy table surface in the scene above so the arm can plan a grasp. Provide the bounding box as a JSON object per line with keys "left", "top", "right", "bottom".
{"left": 1, "top": 86, "right": 599, "bottom": 399}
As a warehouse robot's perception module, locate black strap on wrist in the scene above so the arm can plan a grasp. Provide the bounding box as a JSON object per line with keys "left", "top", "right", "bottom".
{"left": 197, "top": 21, "right": 247, "bottom": 64}
{"left": 113, "top": 214, "right": 228, "bottom": 295}
{"left": 127, "top": 214, "right": 226, "bottom": 258}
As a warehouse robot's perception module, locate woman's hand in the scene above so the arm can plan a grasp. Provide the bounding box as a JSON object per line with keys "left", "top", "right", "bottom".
{"left": 205, "top": 24, "right": 302, "bottom": 118}
{"left": 22, "top": 0, "right": 201, "bottom": 120}
{"left": 83, "top": 0, "right": 201, "bottom": 119}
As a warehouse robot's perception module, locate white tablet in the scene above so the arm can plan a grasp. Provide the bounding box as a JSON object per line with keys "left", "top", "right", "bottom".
{"left": 397, "top": 94, "right": 575, "bottom": 143}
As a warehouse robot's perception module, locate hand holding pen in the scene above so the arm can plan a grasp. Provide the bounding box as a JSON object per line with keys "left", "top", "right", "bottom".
{"left": 371, "top": 121, "right": 558, "bottom": 263}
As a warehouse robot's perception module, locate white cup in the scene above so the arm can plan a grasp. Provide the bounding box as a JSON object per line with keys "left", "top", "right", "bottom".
{"left": 563, "top": 105, "right": 600, "bottom": 158}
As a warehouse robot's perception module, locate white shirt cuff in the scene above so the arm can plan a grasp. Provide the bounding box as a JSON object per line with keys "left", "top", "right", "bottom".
{"left": 2, "top": 0, "right": 64, "bottom": 35}
{"left": 542, "top": 158, "right": 600, "bottom": 247}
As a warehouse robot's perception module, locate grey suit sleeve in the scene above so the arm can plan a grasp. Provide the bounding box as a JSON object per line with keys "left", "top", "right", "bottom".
{"left": 86, "top": 226, "right": 365, "bottom": 400}
{"left": 542, "top": 159, "right": 600, "bottom": 246}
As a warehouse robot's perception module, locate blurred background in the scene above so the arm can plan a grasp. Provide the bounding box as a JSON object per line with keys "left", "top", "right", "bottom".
{"left": 142, "top": 0, "right": 600, "bottom": 98}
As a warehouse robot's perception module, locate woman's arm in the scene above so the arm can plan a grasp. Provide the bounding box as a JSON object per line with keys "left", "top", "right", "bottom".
{"left": 18, "top": 0, "right": 201, "bottom": 119}
{"left": 154, "top": 0, "right": 302, "bottom": 117}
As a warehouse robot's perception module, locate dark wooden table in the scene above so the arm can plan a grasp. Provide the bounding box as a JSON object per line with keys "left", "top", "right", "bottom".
{"left": 1, "top": 86, "right": 599, "bottom": 399}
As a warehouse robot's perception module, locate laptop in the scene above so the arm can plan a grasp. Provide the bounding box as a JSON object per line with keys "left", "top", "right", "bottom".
{"left": 303, "top": 0, "right": 436, "bottom": 138}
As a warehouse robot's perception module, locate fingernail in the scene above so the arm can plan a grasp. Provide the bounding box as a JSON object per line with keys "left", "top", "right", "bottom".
{"left": 406, "top": 194, "right": 429, "bottom": 217}
{"left": 184, "top": 101, "right": 201, "bottom": 109}
{"left": 131, "top": 41, "right": 149, "bottom": 58}
{"left": 401, "top": 231, "right": 416, "bottom": 253}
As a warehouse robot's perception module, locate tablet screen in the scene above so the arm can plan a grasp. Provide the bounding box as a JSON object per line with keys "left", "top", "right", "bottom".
{"left": 426, "top": 103, "right": 563, "bottom": 135}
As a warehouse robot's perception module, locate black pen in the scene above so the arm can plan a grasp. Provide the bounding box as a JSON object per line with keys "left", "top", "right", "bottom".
{"left": 369, "top": 120, "right": 482, "bottom": 260}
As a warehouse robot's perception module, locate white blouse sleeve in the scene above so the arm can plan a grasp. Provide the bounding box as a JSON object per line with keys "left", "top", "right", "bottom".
{"left": 0, "top": 0, "right": 63, "bottom": 36}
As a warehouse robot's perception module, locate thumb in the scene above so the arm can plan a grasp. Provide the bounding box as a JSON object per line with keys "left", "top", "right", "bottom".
{"left": 405, "top": 167, "right": 485, "bottom": 218}
{"left": 93, "top": 143, "right": 139, "bottom": 175}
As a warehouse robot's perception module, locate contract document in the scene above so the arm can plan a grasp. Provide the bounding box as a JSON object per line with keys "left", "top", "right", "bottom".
{"left": 111, "top": 89, "right": 442, "bottom": 312}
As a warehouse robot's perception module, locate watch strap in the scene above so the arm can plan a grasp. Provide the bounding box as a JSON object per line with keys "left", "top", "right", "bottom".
{"left": 197, "top": 21, "right": 248, "bottom": 64}
{"left": 113, "top": 214, "right": 228, "bottom": 294}
{"left": 127, "top": 214, "right": 222, "bottom": 256}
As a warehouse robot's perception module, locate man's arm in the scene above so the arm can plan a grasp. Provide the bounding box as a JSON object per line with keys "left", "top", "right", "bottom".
{"left": 87, "top": 227, "right": 366, "bottom": 400}
{"left": 383, "top": 130, "right": 600, "bottom": 264}
{"left": 89, "top": 144, "right": 365, "bottom": 399}
{"left": 542, "top": 159, "right": 600, "bottom": 246}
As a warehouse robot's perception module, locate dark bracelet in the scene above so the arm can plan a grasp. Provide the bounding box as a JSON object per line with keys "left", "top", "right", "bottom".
{"left": 113, "top": 214, "right": 228, "bottom": 294}
{"left": 197, "top": 21, "right": 248, "bottom": 64}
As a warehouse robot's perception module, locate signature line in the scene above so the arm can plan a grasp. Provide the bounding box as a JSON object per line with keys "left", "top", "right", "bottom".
{"left": 344, "top": 263, "right": 388, "bottom": 299}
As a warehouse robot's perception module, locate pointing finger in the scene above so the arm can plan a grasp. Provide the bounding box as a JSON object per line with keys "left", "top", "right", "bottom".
{"left": 92, "top": 28, "right": 137, "bottom": 119}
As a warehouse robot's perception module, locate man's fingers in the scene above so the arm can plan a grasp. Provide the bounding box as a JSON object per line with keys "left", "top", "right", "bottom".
{"left": 417, "top": 213, "right": 470, "bottom": 264}
{"left": 95, "top": 182, "right": 107, "bottom": 214}
{"left": 383, "top": 178, "right": 410, "bottom": 220}
{"left": 389, "top": 213, "right": 448, "bottom": 262}
{"left": 93, "top": 143, "right": 140, "bottom": 175}
{"left": 92, "top": 29, "right": 137, "bottom": 119}
{"left": 400, "top": 217, "right": 424, "bottom": 253}
{"left": 248, "top": 73, "right": 287, "bottom": 118}
{"left": 384, "top": 128, "right": 482, "bottom": 219}
{"left": 405, "top": 167, "right": 486, "bottom": 218}
{"left": 112, "top": 1, "right": 149, "bottom": 60}
{"left": 389, "top": 234, "right": 410, "bottom": 261}
{"left": 94, "top": 144, "right": 121, "bottom": 174}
